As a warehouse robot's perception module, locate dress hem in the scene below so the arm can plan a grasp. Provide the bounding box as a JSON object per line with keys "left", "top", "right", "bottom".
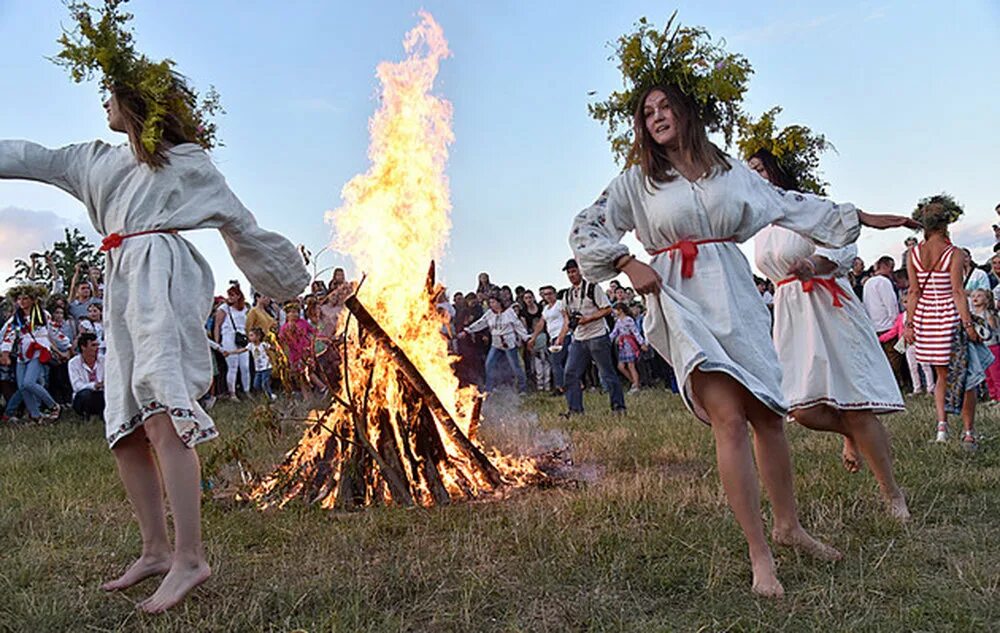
{"left": 788, "top": 396, "right": 905, "bottom": 415}
{"left": 107, "top": 400, "right": 218, "bottom": 449}
{"left": 681, "top": 354, "right": 788, "bottom": 424}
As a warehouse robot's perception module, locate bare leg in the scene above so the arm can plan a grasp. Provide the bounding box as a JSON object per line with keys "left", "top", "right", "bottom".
{"left": 842, "top": 411, "right": 909, "bottom": 521}
{"left": 933, "top": 365, "right": 948, "bottom": 431}
{"left": 961, "top": 389, "right": 977, "bottom": 448}
{"left": 791, "top": 406, "right": 859, "bottom": 472}
{"left": 746, "top": 399, "right": 842, "bottom": 563}
{"left": 102, "top": 429, "right": 172, "bottom": 591}
{"left": 627, "top": 363, "right": 640, "bottom": 389}
{"left": 689, "top": 370, "right": 782, "bottom": 597}
{"left": 139, "top": 413, "right": 211, "bottom": 613}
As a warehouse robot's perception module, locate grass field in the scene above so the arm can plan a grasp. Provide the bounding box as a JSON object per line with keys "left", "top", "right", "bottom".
{"left": 1, "top": 389, "right": 998, "bottom": 632}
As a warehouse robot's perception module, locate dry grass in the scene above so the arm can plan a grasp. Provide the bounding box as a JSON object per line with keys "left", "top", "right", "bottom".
{"left": 1, "top": 390, "right": 998, "bottom": 632}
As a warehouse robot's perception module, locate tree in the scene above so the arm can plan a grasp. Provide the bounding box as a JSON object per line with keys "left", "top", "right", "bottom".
{"left": 736, "top": 106, "right": 834, "bottom": 196}
{"left": 6, "top": 228, "right": 104, "bottom": 289}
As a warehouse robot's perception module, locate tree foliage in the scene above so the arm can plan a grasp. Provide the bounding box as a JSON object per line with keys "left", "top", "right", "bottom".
{"left": 589, "top": 12, "right": 753, "bottom": 165}
{"left": 5, "top": 228, "right": 104, "bottom": 286}
{"left": 736, "top": 106, "right": 834, "bottom": 195}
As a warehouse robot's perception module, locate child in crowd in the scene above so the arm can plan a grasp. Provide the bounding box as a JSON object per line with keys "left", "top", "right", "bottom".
{"left": 77, "top": 302, "right": 105, "bottom": 355}
{"left": 245, "top": 327, "right": 275, "bottom": 401}
{"left": 279, "top": 302, "right": 317, "bottom": 394}
{"left": 609, "top": 302, "right": 645, "bottom": 394}
{"left": 970, "top": 288, "right": 999, "bottom": 401}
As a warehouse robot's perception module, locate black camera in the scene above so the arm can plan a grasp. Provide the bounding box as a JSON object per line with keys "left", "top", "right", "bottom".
{"left": 80, "top": 262, "right": 89, "bottom": 273}
{"left": 567, "top": 311, "right": 583, "bottom": 330}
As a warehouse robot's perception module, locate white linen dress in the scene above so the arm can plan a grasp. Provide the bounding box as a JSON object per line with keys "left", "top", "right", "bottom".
{"left": 0, "top": 140, "right": 309, "bottom": 447}
{"left": 755, "top": 226, "right": 904, "bottom": 413}
{"left": 570, "top": 160, "right": 860, "bottom": 422}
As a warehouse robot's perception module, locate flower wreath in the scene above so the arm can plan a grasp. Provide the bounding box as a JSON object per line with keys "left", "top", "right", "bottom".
{"left": 588, "top": 11, "right": 754, "bottom": 164}
{"left": 913, "top": 193, "right": 964, "bottom": 225}
{"left": 736, "top": 106, "right": 835, "bottom": 196}
{"left": 53, "top": 0, "right": 223, "bottom": 155}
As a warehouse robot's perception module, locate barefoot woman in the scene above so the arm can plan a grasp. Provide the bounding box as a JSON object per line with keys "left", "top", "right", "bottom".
{"left": 575, "top": 20, "right": 915, "bottom": 594}
{"left": 0, "top": 2, "right": 308, "bottom": 612}
{"left": 750, "top": 148, "right": 910, "bottom": 521}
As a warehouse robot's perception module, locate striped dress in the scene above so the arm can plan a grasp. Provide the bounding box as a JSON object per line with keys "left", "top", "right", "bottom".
{"left": 912, "top": 242, "right": 959, "bottom": 365}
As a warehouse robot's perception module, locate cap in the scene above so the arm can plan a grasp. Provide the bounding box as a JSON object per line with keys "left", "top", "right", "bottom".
{"left": 562, "top": 258, "right": 579, "bottom": 271}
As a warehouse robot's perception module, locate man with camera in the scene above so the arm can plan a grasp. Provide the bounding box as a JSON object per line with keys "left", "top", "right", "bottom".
{"left": 560, "top": 259, "right": 625, "bottom": 416}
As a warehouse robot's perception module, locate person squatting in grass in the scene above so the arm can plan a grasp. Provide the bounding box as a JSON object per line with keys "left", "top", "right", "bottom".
{"left": 571, "top": 82, "right": 917, "bottom": 596}
{"left": 0, "top": 1, "right": 309, "bottom": 612}
{"left": 750, "top": 148, "right": 909, "bottom": 521}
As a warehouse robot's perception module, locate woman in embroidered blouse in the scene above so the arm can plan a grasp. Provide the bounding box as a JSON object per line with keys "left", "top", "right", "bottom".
{"left": 570, "top": 84, "right": 916, "bottom": 597}
{"left": 0, "top": 89, "right": 308, "bottom": 611}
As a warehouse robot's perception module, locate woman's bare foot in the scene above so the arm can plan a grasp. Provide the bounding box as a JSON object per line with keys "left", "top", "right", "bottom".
{"left": 842, "top": 438, "right": 861, "bottom": 473}
{"left": 139, "top": 559, "right": 211, "bottom": 614}
{"left": 750, "top": 551, "right": 784, "bottom": 598}
{"left": 886, "top": 492, "right": 911, "bottom": 522}
{"left": 102, "top": 553, "right": 172, "bottom": 591}
{"left": 772, "top": 527, "right": 843, "bottom": 561}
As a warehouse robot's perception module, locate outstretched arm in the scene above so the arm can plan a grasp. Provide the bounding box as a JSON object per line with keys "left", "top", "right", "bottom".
{"left": 0, "top": 140, "right": 108, "bottom": 201}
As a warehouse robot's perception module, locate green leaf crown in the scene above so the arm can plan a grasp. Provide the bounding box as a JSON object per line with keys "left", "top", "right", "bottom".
{"left": 588, "top": 12, "right": 754, "bottom": 164}
{"left": 736, "top": 106, "right": 835, "bottom": 196}
{"left": 53, "top": 0, "right": 222, "bottom": 155}
{"left": 913, "top": 193, "right": 964, "bottom": 224}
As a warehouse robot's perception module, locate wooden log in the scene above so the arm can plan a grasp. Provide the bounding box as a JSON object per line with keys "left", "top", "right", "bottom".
{"left": 345, "top": 295, "right": 503, "bottom": 488}
{"left": 415, "top": 405, "right": 453, "bottom": 505}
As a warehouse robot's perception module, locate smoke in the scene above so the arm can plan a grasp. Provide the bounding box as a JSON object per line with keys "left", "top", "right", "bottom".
{"left": 476, "top": 390, "right": 568, "bottom": 457}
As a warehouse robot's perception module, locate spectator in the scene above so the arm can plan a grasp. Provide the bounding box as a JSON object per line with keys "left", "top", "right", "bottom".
{"left": 987, "top": 253, "right": 1000, "bottom": 290}
{"left": 519, "top": 290, "right": 549, "bottom": 392}
{"left": 47, "top": 305, "right": 75, "bottom": 404}
{"left": 609, "top": 302, "right": 645, "bottom": 393}
{"left": 279, "top": 301, "right": 317, "bottom": 393}
{"left": 246, "top": 327, "right": 276, "bottom": 401}
{"left": 460, "top": 295, "right": 529, "bottom": 393}
{"left": 68, "top": 332, "right": 105, "bottom": 418}
{"left": 0, "top": 284, "right": 61, "bottom": 423}
{"left": 901, "top": 237, "right": 918, "bottom": 271}
{"left": 848, "top": 257, "right": 867, "bottom": 299}
{"left": 67, "top": 271, "right": 101, "bottom": 328}
{"left": 864, "top": 256, "right": 905, "bottom": 384}
{"left": 560, "top": 259, "right": 625, "bottom": 415}
{"left": 246, "top": 294, "right": 278, "bottom": 335}
{"left": 78, "top": 302, "right": 106, "bottom": 355}
{"left": 476, "top": 272, "right": 498, "bottom": 298}
{"left": 214, "top": 284, "right": 250, "bottom": 400}
{"left": 530, "top": 285, "right": 570, "bottom": 395}
{"left": 962, "top": 248, "right": 990, "bottom": 294}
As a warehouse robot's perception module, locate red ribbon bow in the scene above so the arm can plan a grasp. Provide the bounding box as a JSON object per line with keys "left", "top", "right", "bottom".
{"left": 650, "top": 238, "right": 735, "bottom": 279}
{"left": 100, "top": 233, "right": 124, "bottom": 252}
{"left": 779, "top": 276, "right": 851, "bottom": 308}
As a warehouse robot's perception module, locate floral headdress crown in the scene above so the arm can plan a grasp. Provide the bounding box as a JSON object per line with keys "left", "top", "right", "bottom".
{"left": 736, "top": 106, "right": 835, "bottom": 196}
{"left": 5, "top": 282, "right": 50, "bottom": 305}
{"left": 913, "top": 193, "right": 964, "bottom": 224}
{"left": 53, "top": 0, "right": 222, "bottom": 155}
{"left": 589, "top": 12, "right": 753, "bottom": 164}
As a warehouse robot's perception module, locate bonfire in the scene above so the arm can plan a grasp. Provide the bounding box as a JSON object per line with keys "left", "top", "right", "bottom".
{"left": 250, "top": 12, "right": 557, "bottom": 510}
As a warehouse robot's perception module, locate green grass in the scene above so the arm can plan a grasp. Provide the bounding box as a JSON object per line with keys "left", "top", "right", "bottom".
{"left": 1, "top": 391, "right": 998, "bottom": 632}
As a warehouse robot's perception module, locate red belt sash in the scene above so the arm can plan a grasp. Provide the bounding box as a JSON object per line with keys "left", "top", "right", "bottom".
{"left": 649, "top": 237, "right": 735, "bottom": 279}
{"left": 100, "top": 229, "right": 178, "bottom": 252}
{"left": 777, "top": 276, "right": 850, "bottom": 308}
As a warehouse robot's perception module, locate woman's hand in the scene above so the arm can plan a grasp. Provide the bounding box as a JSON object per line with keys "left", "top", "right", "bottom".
{"left": 858, "top": 210, "right": 923, "bottom": 231}
{"left": 787, "top": 257, "right": 816, "bottom": 282}
{"left": 621, "top": 259, "right": 662, "bottom": 295}
{"left": 965, "top": 322, "right": 982, "bottom": 344}
{"left": 903, "top": 322, "right": 916, "bottom": 345}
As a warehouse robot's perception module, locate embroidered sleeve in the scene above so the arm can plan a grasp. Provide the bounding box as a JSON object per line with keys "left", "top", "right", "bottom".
{"left": 569, "top": 171, "right": 636, "bottom": 282}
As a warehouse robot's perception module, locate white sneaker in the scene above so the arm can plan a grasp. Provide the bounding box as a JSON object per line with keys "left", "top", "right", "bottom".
{"left": 628, "top": 386, "right": 640, "bottom": 394}
{"left": 935, "top": 422, "right": 948, "bottom": 443}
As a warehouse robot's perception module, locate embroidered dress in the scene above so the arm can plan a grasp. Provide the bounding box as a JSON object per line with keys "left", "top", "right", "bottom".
{"left": 911, "top": 243, "right": 960, "bottom": 365}
{"left": 609, "top": 315, "right": 645, "bottom": 363}
{"left": 755, "top": 226, "right": 903, "bottom": 413}
{"left": 0, "top": 140, "right": 309, "bottom": 447}
{"left": 570, "top": 160, "right": 860, "bottom": 421}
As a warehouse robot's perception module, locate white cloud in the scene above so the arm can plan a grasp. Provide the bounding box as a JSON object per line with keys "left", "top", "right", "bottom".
{"left": 0, "top": 206, "right": 100, "bottom": 288}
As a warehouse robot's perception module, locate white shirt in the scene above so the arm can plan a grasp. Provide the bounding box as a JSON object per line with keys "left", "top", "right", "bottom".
{"left": 564, "top": 281, "right": 610, "bottom": 341}
{"left": 248, "top": 341, "right": 273, "bottom": 371}
{"left": 966, "top": 268, "right": 990, "bottom": 293}
{"left": 862, "top": 274, "right": 899, "bottom": 332}
{"left": 465, "top": 307, "right": 529, "bottom": 349}
{"left": 68, "top": 354, "right": 105, "bottom": 396}
{"left": 541, "top": 299, "right": 567, "bottom": 340}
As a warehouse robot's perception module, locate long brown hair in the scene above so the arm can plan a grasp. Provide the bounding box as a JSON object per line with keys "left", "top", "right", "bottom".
{"left": 628, "top": 84, "right": 730, "bottom": 190}
{"left": 112, "top": 84, "right": 197, "bottom": 169}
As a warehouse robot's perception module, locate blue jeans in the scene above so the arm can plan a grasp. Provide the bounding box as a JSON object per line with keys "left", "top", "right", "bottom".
{"left": 564, "top": 335, "right": 625, "bottom": 413}
{"left": 253, "top": 368, "right": 274, "bottom": 398}
{"left": 485, "top": 347, "right": 527, "bottom": 393}
{"left": 550, "top": 335, "right": 571, "bottom": 390}
{"left": 14, "top": 358, "right": 56, "bottom": 418}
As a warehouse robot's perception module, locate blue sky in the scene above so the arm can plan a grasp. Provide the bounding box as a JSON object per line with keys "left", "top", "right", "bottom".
{"left": 1, "top": 0, "right": 997, "bottom": 295}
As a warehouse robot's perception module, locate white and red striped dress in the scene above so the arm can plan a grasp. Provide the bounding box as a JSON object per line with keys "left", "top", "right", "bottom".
{"left": 912, "top": 242, "right": 959, "bottom": 365}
